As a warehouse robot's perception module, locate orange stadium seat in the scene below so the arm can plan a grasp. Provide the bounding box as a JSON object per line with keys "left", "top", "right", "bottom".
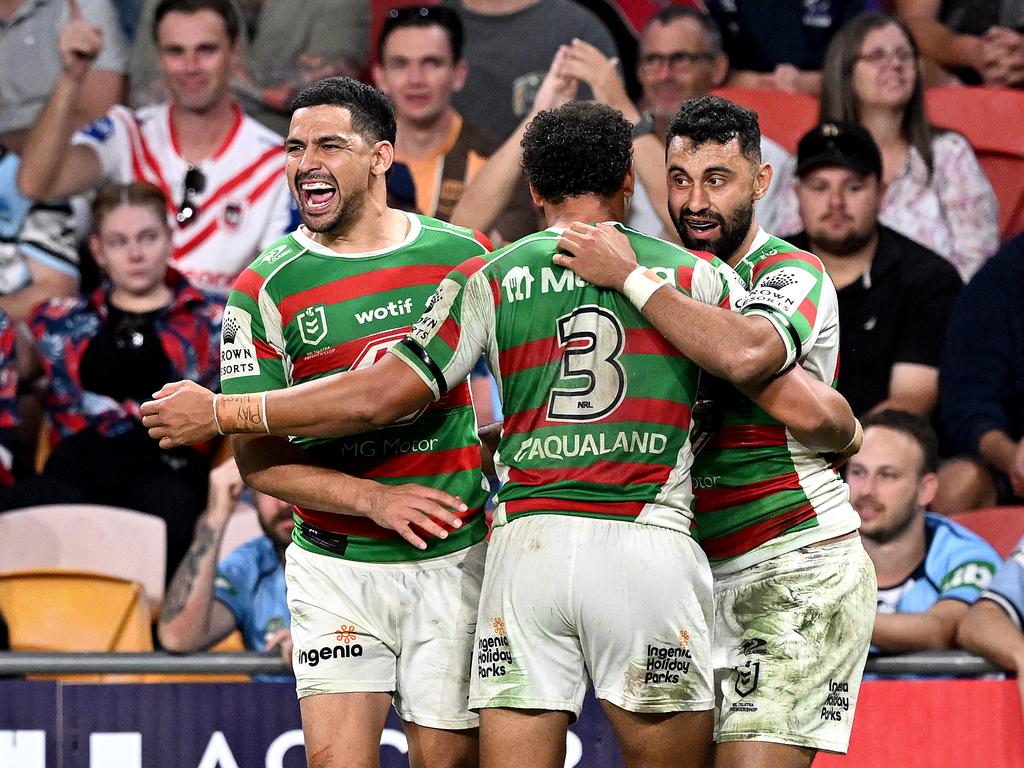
{"left": 711, "top": 87, "right": 820, "bottom": 154}
{"left": 949, "top": 506, "right": 1024, "bottom": 559}
{"left": 0, "top": 570, "right": 154, "bottom": 682}
{"left": 925, "top": 86, "right": 1024, "bottom": 240}
{"left": 0, "top": 505, "right": 167, "bottom": 608}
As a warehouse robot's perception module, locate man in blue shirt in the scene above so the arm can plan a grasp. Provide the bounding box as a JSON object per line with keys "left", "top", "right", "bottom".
{"left": 847, "top": 409, "right": 1000, "bottom": 653}
{"left": 158, "top": 459, "right": 293, "bottom": 678}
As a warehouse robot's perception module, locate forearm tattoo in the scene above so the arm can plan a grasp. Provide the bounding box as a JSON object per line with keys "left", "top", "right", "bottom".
{"left": 161, "top": 519, "right": 219, "bottom": 622}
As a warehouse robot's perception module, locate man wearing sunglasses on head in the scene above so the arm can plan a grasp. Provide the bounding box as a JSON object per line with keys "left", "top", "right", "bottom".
{"left": 18, "top": 0, "right": 295, "bottom": 296}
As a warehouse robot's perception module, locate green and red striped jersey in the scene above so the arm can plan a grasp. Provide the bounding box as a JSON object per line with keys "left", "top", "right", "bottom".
{"left": 392, "top": 223, "right": 736, "bottom": 535}
{"left": 220, "top": 212, "right": 491, "bottom": 563}
{"left": 692, "top": 229, "right": 860, "bottom": 574}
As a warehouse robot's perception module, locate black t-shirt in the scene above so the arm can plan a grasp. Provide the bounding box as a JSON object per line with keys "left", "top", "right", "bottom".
{"left": 79, "top": 304, "right": 173, "bottom": 406}
{"left": 789, "top": 226, "right": 963, "bottom": 417}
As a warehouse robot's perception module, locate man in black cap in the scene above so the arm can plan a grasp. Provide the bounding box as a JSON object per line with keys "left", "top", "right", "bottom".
{"left": 787, "top": 121, "right": 963, "bottom": 420}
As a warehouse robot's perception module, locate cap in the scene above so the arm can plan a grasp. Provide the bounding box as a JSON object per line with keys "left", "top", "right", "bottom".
{"left": 796, "top": 121, "right": 883, "bottom": 179}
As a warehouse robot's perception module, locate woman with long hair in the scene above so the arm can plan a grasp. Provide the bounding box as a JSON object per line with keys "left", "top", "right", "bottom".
{"left": 778, "top": 12, "right": 998, "bottom": 281}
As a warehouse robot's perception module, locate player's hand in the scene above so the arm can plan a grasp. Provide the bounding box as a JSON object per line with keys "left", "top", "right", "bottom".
{"left": 60, "top": 0, "right": 103, "bottom": 81}
{"left": 364, "top": 483, "right": 467, "bottom": 551}
{"left": 266, "top": 628, "right": 294, "bottom": 670}
{"left": 554, "top": 222, "right": 639, "bottom": 290}
{"left": 141, "top": 380, "right": 219, "bottom": 448}
{"left": 560, "top": 39, "right": 631, "bottom": 114}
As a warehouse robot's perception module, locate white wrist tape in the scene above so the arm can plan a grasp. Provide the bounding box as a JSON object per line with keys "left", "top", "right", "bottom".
{"left": 622, "top": 266, "right": 667, "bottom": 310}
{"left": 212, "top": 393, "right": 224, "bottom": 436}
{"left": 260, "top": 391, "right": 271, "bottom": 434}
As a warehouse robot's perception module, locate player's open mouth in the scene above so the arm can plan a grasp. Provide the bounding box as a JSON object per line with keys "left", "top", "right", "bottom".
{"left": 300, "top": 181, "right": 337, "bottom": 213}
{"left": 684, "top": 217, "right": 720, "bottom": 238}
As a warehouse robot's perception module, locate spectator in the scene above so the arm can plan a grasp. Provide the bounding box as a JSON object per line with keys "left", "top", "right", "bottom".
{"left": 17, "top": 0, "right": 294, "bottom": 296}
{"left": 0, "top": 309, "right": 17, "bottom": 486}
{"left": 0, "top": 0, "right": 129, "bottom": 319}
{"left": 787, "top": 121, "right": 961, "bottom": 418}
{"left": 896, "top": 0, "right": 1024, "bottom": 87}
{"left": 128, "top": 0, "right": 370, "bottom": 135}
{"left": 706, "top": 0, "right": 870, "bottom": 94}
{"left": 936, "top": 232, "right": 1024, "bottom": 514}
{"left": 0, "top": 182, "right": 223, "bottom": 580}
{"left": 373, "top": 4, "right": 536, "bottom": 242}
{"left": 777, "top": 12, "right": 999, "bottom": 281}
{"left": 158, "top": 458, "right": 293, "bottom": 679}
{"left": 628, "top": 6, "right": 794, "bottom": 233}
{"left": 447, "top": 0, "right": 619, "bottom": 141}
{"left": 957, "top": 535, "right": 1024, "bottom": 708}
{"left": 848, "top": 409, "right": 1000, "bottom": 653}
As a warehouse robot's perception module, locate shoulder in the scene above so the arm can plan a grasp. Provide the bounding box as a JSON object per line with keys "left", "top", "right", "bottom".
{"left": 877, "top": 227, "right": 962, "bottom": 287}
{"left": 748, "top": 234, "right": 826, "bottom": 279}
{"left": 760, "top": 135, "right": 793, "bottom": 165}
{"left": 31, "top": 295, "right": 86, "bottom": 325}
{"left": 218, "top": 537, "right": 275, "bottom": 585}
{"left": 457, "top": 117, "right": 501, "bottom": 156}
{"left": 417, "top": 215, "right": 493, "bottom": 253}
{"left": 926, "top": 513, "right": 1001, "bottom": 568}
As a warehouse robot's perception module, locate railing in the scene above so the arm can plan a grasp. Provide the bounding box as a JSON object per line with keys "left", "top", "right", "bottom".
{"left": 0, "top": 650, "right": 1004, "bottom": 676}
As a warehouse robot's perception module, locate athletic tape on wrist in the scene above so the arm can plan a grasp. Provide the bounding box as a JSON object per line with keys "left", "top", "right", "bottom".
{"left": 212, "top": 393, "right": 224, "bottom": 436}
{"left": 261, "top": 391, "right": 271, "bottom": 434}
{"left": 622, "top": 266, "right": 667, "bottom": 310}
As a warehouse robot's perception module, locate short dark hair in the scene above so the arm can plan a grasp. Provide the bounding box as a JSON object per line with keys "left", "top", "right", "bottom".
{"left": 521, "top": 102, "right": 633, "bottom": 205}
{"left": 644, "top": 6, "right": 722, "bottom": 56}
{"left": 153, "top": 0, "right": 241, "bottom": 45}
{"left": 668, "top": 95, "right": 761, "bottom": 164}
{"left": 291, "top": 77, "right": 397, "bottom": 145}
{"left": 861, "top": 409, "right": 939, "bottom": 475}
{"left": 377, "top": 5, "right": 464, "bottom": 62}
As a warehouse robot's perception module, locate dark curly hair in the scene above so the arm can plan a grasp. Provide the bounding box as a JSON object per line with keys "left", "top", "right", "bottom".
{"left": 291, "top": 77, "right": 397, "bottom": 146}
{"left": 668, "top": 95, "right": 761, "bottom": 164}
{"left": 521, "top": 102, "right": 633, "bottom": 205}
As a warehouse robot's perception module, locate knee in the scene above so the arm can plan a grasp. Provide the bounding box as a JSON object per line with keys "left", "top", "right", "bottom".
{"left": 933, "top": 459, "right": 997, "bottom": 514}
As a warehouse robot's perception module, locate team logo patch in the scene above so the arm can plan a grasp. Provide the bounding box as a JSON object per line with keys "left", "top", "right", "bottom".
{"left": 734, "top": 659, "right": 760, "bottom": 697}
{"left": 80, "top": 116, "right": 115, "bottom": 142}
{"left": 744, "top": 267, "right": 817, "bottom": 317}
{"left": 297, "top": 305, "right": 328, "bottom": 346}
{"left": 501, "top": 266, "right": 534, "bottom": 302}
{"left": 220, "top": 306, "right": 259, "bottom": 380}
{"left": 222, "top": 200, "right": 248, "bottom": 231}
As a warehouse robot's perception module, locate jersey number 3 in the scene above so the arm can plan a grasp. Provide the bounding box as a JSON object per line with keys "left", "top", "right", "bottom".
{"left": 547, "top": 306, "right": 627, "bottom": 422}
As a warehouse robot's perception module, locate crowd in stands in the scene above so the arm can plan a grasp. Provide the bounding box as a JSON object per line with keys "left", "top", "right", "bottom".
{"left": 1, "top": 0, "right": 1023, "bottom": 693}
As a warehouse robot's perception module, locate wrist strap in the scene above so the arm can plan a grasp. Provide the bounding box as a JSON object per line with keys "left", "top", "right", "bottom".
{"left": 214, "top": 393, "right": 271, "bottom": 434}
{"left": 622, "top": 266, "right": 667, "bottom": 310}
{"left": 212, "top": 394, "right": 224, "bottom": 436}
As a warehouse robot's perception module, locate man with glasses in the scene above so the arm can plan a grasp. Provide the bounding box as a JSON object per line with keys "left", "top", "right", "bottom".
{"left": 18, "top": 0, "right": 295, "bottom": 295}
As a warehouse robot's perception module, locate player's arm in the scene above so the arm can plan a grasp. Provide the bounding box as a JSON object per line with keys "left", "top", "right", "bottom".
{"left": 554, "top": 222, "right": 786, "bottom": 385}
{"left": 871, "top": 599, "right": 968, "bottom": 653}
{"left": 231, "top": 431, "right": 465, "bottom": 551}
{"left": 737, "top": 367, "right": 859, "bottom": 455}
{"left": 157, "top": 460, "right": 245, "bottom": 652}
{"left": 142, "top": 352, "right": 434, "bottom": 446}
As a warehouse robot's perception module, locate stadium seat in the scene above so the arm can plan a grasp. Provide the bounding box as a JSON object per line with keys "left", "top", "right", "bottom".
{"left": 220, "top": 500, "right": 264, "bottom": 558}
{"left": 711, "top": 87, "right": 820, "bottom": 154}
{"left": 949, "top": 506, "right": 1024, "bottom": 559}
{"left": 925, "top": 86, "right": 1024, "bottom": 240}
{"left": 0, "top": 505, "right": 167, "bottom": 607}
{"left": 0, "top": 570, "right": 153, "bottom": 682}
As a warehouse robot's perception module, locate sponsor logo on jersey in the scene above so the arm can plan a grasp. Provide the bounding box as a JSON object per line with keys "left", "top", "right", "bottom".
{"left": 260, "top": 243, "right": 291, "bottom": 265}
{"left": 220, "top": 306, "right": 259, "bottom": 380}
{"left": 940, "top": 561, "right": 996, "bottom": 592}
{"left": 355, "top": 297, "right": 415, "bottom": 325}
{"left": 743, "top": 266, "right": 817, "bottom": 317}
{"left": 644, "top": 642, "right": 694, "bottom": 684}
{"left": 512, "top": 430, "right": 668, "bottom": 463}
{"left": 501, "top": 266, "right": 535, "bottom": 302}
{"left": 500, "top": 265, "right": 675, "bottom": 304}
{"left": 297, "top": 305, "right": 328, "bottom": 346}
{"left": 409, "top": 278, "right": 459, "bottom": 346}
{"left": 477, "top": 618, "right": 514, "bottom": 678}
{"left": 734, "top": 659, "right": 760, "bottom": 697}
{"left": 820, "top": 678, "right": 850, "bottom": 722}
{"left": 737, "top": 637, "right": 769, "bottom": 656}
{"left": 296, "top": 624, "right": 364, "bottom": 667}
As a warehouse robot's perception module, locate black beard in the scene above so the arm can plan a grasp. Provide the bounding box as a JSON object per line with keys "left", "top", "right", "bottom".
{"left": 672, "top": 200, "right": 754, "bottom": 261}
{"left": 809, "top": 226, "right": 876, "bottom": 257}
{"left": 301, "top": 188, "right": 365, "bottom": 234}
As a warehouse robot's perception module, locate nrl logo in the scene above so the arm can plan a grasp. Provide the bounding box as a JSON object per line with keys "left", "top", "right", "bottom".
{"left": 734, "top": 659, "right": 760, "bottom": 698}
{"left": 298, "top": 305, "right": 328, "bottom": 345}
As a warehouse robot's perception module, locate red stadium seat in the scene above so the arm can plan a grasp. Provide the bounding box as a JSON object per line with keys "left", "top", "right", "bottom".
{"left": 949, "top": 506, "right": 1024, "bottom": 559}
{"left": 711, "top": 87, "right": 820, "bottom": 154}
{"left": 925, "top": 86, "right": 1024, "bottom": 240}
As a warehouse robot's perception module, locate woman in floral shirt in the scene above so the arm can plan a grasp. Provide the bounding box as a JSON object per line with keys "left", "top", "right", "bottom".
{"left": 776, "top": 12, "right": 999, "bottom": 282}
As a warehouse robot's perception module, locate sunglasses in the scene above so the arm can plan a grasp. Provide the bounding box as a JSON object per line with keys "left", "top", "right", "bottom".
{"left": 176, "top": 166, "right": 206, "bottom": 227}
